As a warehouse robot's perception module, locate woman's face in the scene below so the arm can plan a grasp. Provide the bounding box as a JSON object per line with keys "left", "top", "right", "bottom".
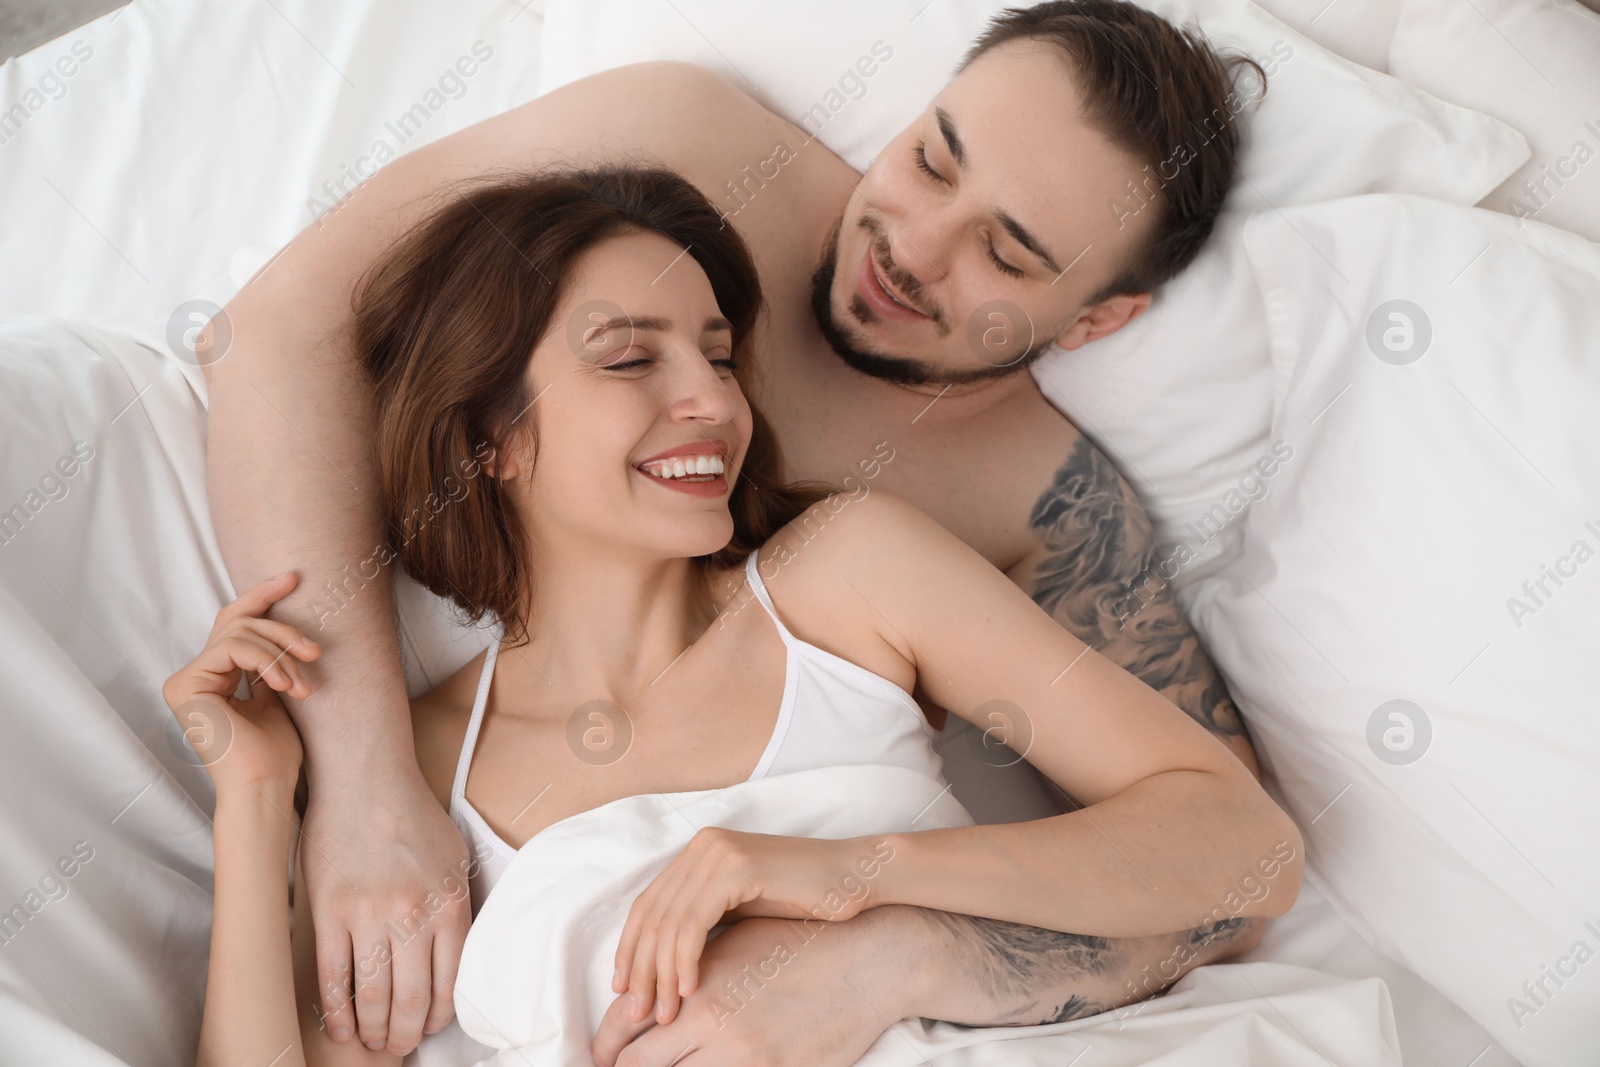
{"left": 497, "top": 230, "right": 753, "bottom": 562}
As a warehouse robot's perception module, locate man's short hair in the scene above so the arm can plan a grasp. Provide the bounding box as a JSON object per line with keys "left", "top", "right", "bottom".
{"left": 961, "top": 0, "right": 1265, "bottom": 302}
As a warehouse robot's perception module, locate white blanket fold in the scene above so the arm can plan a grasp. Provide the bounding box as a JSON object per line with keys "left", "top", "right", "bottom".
{"left": 454, "top": 764, "right": 974, "bottom": 1060}
{"left": 452, "top": 764, "right": 1400, "bottom": 1067}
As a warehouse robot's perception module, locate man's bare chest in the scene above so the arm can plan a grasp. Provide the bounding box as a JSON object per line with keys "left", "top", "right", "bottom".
{"left": 748, "top": 323, "right": 1072, "bottom": 572}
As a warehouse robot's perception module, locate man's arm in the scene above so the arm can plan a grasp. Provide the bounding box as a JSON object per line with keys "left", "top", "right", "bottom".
{"left": 591, "top": 903, "right": 1263, "bottom": 1066}
{"left": 886, "top": 436, "right": 1271, "bottom": 1020}
{"left": 206, "top": 158, "right": 470, "bottom": 1054}
{"left": 203, "top": 59, "right": 751, "bottom": 1055}
{"left": 1011, "top": 435, "right": 1260, "bottom": 778}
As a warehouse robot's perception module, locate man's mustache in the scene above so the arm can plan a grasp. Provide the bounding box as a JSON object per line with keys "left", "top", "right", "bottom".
{"left": 859, "top": 216, "right": 944, "bottom": 328}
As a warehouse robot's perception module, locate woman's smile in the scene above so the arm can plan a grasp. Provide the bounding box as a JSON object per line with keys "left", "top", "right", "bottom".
{"left": 633, "top": 439, "right": 732, "bottom": 497}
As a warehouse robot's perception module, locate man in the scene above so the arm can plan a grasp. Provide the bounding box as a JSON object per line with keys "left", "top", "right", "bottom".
{"left": 202, "top": 1, "right": 1270, "bottom": 1061}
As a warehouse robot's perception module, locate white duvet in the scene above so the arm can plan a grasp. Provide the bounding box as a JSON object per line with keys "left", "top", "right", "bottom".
{"left": 449, "top": 762, "right": 1397, "bottom": 1067}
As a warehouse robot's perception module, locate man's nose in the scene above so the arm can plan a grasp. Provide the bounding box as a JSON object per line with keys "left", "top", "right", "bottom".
{"left": 881, "top": 211, "right": 951, "bottom": 296}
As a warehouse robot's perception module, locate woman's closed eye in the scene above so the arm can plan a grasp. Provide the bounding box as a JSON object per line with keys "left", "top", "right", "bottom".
{"left": 596, "top": 345, "right": 649, "bottom": 369}
{"left": 704, "top": 344, "right": 740, "bottom": 372}
{"left": 600, "top": 347, "right": 741, "bottom": 373}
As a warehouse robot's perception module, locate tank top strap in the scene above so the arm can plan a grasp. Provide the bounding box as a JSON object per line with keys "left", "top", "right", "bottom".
{"left": 449, "top": 629, "right": 503, "bottom": 807}
{"left": 743, "top": 551, "right": 796, "bottom": 644}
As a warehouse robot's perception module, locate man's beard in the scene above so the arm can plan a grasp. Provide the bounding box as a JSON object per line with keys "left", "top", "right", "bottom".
{"left": 807, "top": 214, "right": 1056, "bottom": 388}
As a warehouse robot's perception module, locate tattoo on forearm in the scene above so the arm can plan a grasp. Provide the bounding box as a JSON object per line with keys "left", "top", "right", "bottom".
{"left": 916, "top": 909, "right": 1265, "bottom": 1026}
{"left": 1027, "top": 439, "right": 1246, "bottom": 739}
{"left": 923, "top": 911, "right": 1117, "bottom": 1024}
{"left": 1189, "top": 917, "right": 1249, "bottom": 945}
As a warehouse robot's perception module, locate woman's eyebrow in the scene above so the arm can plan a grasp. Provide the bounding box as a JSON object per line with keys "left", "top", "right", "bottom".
{"left": 594, "top": 314, "right": 666, "bottom": 332}
{"left": 592, "top": 315, "right": 730, "bottom": 333}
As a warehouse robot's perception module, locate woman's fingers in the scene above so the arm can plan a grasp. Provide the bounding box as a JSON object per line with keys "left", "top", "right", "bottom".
{"left": 613, "top": 830, "right": 766, "bottom": 1024}
{"left": 236, "top": 615, "right": 321, "bottom": 664}
{"left": 614, "top": 862, "right": 687, "bottom": 994}
{"left": 652, "top": 881, "right": 727, "bottom": 1021}
{"left": 655, "top": 928, "right": 680, "bottom": 1023}
{"left": 227, "top": 631, "right": 309, "bottom": 697}
{"left": 168, "top": 573, "right": 318, "bottom": 710}
{"left": 614, "top": 899, "right": 645, "bottom": 993}
{"left": 230, "top": 622, "right": 318, "bottom": 697}
{"left": 216, "top": 570, "right": 300, "bottom": 626}
{"left": 626, "top": 926, "right": 660, "bottom": 1022}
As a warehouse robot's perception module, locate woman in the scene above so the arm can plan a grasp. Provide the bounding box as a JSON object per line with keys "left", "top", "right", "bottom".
{"left": 164, "top": 165, "right": 1301, "bottom": 1066}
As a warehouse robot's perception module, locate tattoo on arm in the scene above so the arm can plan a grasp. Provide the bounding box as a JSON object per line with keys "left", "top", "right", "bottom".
{"left": 1026, "top": 438, "right": 1248, "bottom": 740}
{"left": 914, "top": 910, "right": 1264, "bottom": 1026}
{"left": 922, "top": 910, "right": 1118, "bottom": 1024}
{"left": 898, "top": 443, "right": 1267, "bottom": 1030}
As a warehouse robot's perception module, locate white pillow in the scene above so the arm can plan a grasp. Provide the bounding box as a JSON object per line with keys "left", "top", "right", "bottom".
{"left": 1251, "top": 0, "right": 1401, "bottom": 72}
{"left": 539, "top": 0, "right": 1529, "bottom": 588}
{"left": 1029, "top": 0, "right": 1529, "bottom": 587}
{"left": 1389, "top": 0, "right": 1600, "bottom": 244}
{"left": 1188, "top": 194, "right": 1600, "bottom": 1067}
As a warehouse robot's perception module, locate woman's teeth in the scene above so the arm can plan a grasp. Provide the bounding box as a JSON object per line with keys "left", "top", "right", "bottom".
{"left": 640, "top": 454, "right": 726, "bottom": 480}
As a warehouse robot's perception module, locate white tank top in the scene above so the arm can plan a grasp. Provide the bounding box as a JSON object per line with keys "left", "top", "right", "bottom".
{"left": 448, "top": 550, "right": 945, "bottom": 913}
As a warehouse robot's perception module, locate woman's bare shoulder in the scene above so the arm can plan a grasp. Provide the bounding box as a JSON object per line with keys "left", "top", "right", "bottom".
{"left": 750, "top": 491, "right": 947, "bottom": 683}
{"left": 759, "top": 489, "right": 948, "bottom": 584}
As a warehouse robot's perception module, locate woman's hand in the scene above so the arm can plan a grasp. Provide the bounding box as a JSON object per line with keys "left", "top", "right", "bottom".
{"left": 612, "top": 829, "right": 894, "bottom": 1025}
{"left": 161, "top": 572, "right": 321, "bottom": 796}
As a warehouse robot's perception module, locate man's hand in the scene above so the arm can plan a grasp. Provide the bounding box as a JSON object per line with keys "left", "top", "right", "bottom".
{"left": 300, "top": 775, "right": 472, "bottom": 1056}
{"left": 592, "top": 909, "right": 916, "bottom": 1067}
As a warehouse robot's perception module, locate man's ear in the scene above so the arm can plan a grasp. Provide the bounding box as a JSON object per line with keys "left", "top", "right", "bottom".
{"left": 1053, "top": 291, "right": 1153, "bottom": 352}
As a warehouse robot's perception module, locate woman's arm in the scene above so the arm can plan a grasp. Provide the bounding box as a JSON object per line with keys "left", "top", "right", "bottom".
{"left": 166, "top": 574, "right": 407, "bottom": 1067}
{"left": 798, "top": 490, "right": 1303, "bottom": 938}
{"left": 162, "top": 574, "right": 321, "bottom": 1066}
{"left": 612, "top": 492, "right": 1299, "bottom": 1023}
{"left": 201, "top": 780, "right": 306, "bottom": 1067}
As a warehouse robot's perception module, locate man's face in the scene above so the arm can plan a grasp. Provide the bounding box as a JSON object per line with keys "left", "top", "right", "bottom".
{"left": 811, "top": 38, "right": 1157, "bottom": 387}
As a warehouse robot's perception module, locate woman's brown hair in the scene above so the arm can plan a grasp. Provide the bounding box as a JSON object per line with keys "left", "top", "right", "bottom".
{"left": 352, "top": 165, "right": 828, "bottom": 648}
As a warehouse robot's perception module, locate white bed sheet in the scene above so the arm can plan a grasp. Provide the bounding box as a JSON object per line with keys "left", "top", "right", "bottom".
{"left": 0, "top": 0, "right": 1533, "bottom": 1064}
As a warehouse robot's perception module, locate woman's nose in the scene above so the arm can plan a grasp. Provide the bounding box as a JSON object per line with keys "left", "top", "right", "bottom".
{"left": 660, "top": 350, "right": 737, "bottom": 423}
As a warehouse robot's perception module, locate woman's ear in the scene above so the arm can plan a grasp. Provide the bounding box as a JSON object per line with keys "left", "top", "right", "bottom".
{"left": 483, "top": 430, "right": 535, "bottom": 481}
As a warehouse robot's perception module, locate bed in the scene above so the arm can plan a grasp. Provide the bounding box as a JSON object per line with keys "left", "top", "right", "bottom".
{"left": 1, "top": 0, "right": 1595, "bottom": 1064}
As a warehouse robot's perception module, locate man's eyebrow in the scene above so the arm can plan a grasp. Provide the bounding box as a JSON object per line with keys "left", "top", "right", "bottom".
{"left": 934, "top": 107, "right": 1063, "bottom": 276}
{"left": 995, "top": 210, "right": 1063, "bottom": 274}
{"left": 935, "top": 106, "right": 967, "bottom": 168}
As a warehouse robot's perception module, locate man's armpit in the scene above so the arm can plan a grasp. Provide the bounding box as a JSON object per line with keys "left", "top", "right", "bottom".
{"left": 1017, "top": 438, "right": 1249, "bottom": 743}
